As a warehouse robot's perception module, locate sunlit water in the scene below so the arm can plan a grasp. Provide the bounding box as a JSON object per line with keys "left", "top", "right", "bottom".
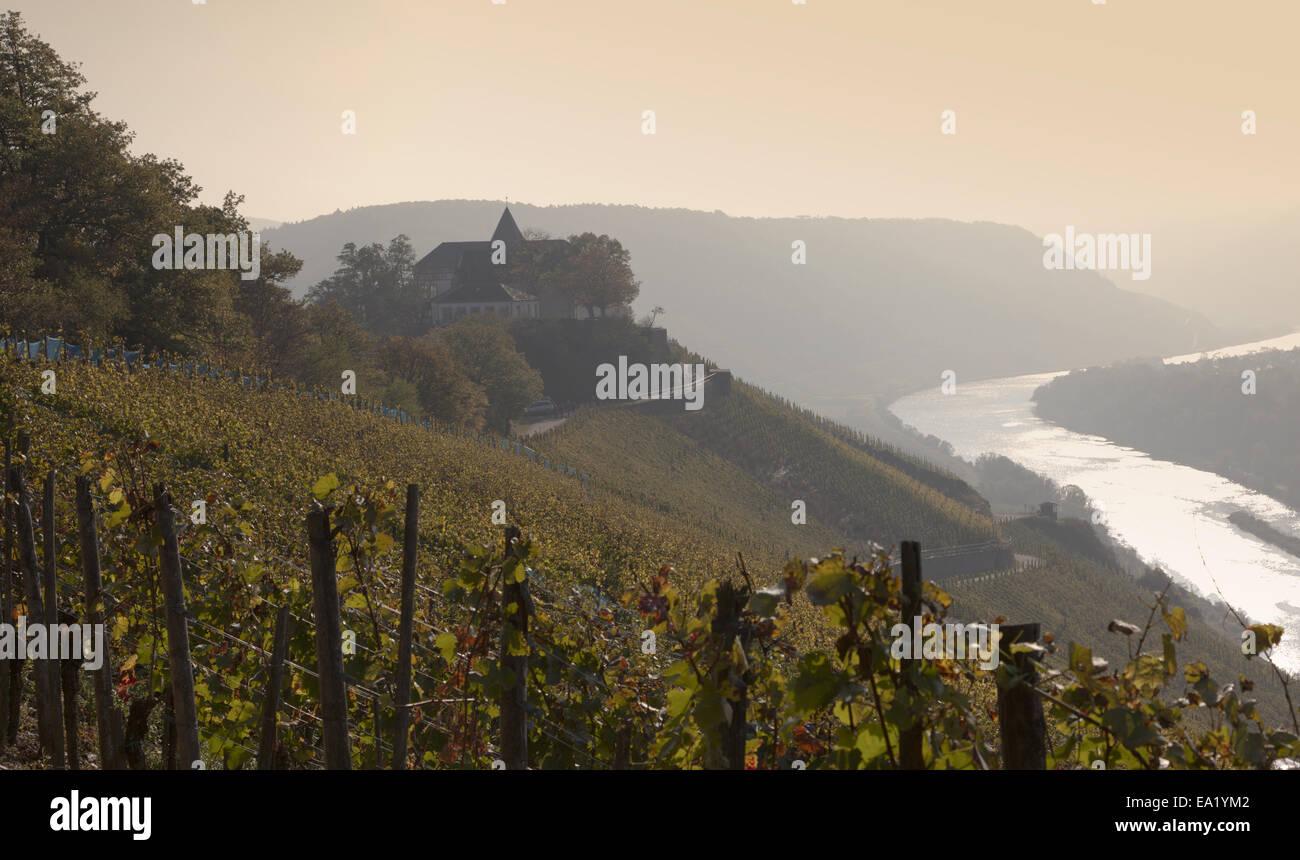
{"left": 889, "top": 332, "right": 1300, "bottom": 673}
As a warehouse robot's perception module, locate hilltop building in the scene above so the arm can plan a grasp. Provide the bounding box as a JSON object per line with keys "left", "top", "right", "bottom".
{"left": 415, "top": 208, "right": 573, "bottom": 324}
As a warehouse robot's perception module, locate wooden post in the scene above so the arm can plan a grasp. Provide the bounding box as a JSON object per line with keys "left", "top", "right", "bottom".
{"left": 307, "top": 505, "right": 351, "bottom": 769}
{"left": 162, "top": 690, "right": 176, "bottom": 770}
{"left": 898, "top": 541, "right": 924, "bottom": 770}
{"left": 257, "top": 603, "right": 291, "bottom": 770}
{"left": 498, "top": 526, "right": 528, "bottom": 770}
{"left": 996, "top": 622, "right": 1047, "bottom": 770}
{"left": 15, "top": 469, "right": 63, "bottom": 765}
{"left": 6, "top": 434, "right": 26, "bottom": 745}
{"left": 42, "top": 470, "right": 64, "bottom": 766}
{"left": 711, "top": 580, "right": 748, "bottom": 770}
{"left": 76, "top": 475, "right": 124, "bottom": 769}
{"left": 59, "top": 608, "right": 81, "bottom": 769}
{"left": 392, "top": 484, "right": 418, "bottom": 770}
{"left": 613, "top": 726, "right": 631, "bottom": 770}
{"left": 0, "top": 438, "right": 11, "bottom": 749}
{"left": 371, "top": 695, "right": 382, "bottom": 770}
{"left": 153, "top": 484, "right": 201, "bottom": 769}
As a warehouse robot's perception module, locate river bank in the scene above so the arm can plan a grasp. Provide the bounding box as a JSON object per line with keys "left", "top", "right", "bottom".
{"left": 888, "top": 333, "right": 1300, "bottom": 673}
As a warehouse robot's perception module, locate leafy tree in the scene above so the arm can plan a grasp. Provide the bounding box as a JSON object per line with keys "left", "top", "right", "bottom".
{"left": 298, "top": 301, "right": 376, "bottom": 390}
{"left": 506, "top": 230, "right": 574, "bottom": 315}
{"left": 306, "top": 236, "right": 425, "bottom": 337}
{"left": 558, "top": 232, "right": 640, "bottom": 318}
{"left": 0, "top": 12, "right": 285, "bottom": 358}
{"left": 235, "top": 238, "right": 308, "bottom": 378}
{"left": 508, "top": 315, "right": 660, "bottom": 404}
{"left": 436, "top": 316, "right": 542, "bottom": 433}
{"left": 377, "top": 378, "right": 423, "bottom": 420}
{"left": 375, "top": 335, "right": 487, "bottom": 429}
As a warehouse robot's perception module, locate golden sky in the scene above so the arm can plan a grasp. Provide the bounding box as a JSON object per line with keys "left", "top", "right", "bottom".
{"left": 18, "top": 0, "right": 1299, "bottom": 233}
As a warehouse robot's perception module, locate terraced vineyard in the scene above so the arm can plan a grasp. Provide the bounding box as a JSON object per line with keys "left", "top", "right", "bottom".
{"left": 947, "top": 519, "right": 1294, "bottom": 728}
{"left": 535, "top": 381, "right": 998, "bottom": 554}
{"left": 2, "top": 353, "right": 1295, "bottom": 770}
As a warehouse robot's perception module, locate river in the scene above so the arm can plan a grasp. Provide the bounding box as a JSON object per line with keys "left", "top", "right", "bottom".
{"left": 889, "top": 331, "right": 1300, "bottom": 673}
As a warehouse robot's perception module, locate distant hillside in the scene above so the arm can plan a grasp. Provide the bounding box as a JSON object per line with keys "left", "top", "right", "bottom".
{"left": 1033, "top": 348, "right": 1300, "bottom": 511}
{"left": 262, "top": 202, "right": 1227, "bottom": 428}
{"left": 1113, "top": 208, "right": 1300, "bottom": 339}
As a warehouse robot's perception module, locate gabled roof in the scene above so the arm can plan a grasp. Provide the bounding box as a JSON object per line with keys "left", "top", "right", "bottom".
{"left": 432, "top": 282, "right": 537, "bottom": 305}
{"left": 413, "top": 240, "right": 487, "bottom": 273}
{"left": 413, "top": 208, "right": 571, "bottom": 274}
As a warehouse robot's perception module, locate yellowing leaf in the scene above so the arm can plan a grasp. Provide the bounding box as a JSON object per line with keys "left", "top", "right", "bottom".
{"left": 1162, "top": 606, "right": 1188, "bottom": 642}
{"left": 1246, "top": 623, "right": 1284, "bottom": 650}
{"left": 435, "top": 632, "right": 457, "bottom": 663}
{"left": 312, "top": 473, "right": 340, "bottom": 500}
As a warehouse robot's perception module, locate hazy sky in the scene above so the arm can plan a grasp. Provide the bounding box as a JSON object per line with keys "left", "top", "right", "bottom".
{"left": 17, "top": 0, "right": 1299, "bottom": 234}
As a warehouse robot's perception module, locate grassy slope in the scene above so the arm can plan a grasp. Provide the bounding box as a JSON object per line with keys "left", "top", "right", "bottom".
{"left": 533, "top": 382, "right": 998, "bottom": 555}
{"left": 532, "top": 382, "right": 1295, "bottom": 725}
{"left": 10, "top": 360, "right": 764, "bottom": 595}
{"left": 6, "top": 355, "right": 1293, "bottom": 729}
{"left": 949, "top": 520, "right": 1293, "bottom": 727}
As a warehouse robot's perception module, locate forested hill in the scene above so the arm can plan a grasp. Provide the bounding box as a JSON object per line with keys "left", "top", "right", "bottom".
{"left": 262, "top": 202, "right": 1226, "bottom": 413}
{"left": 1032, "top": 349, "right": 1300, "bottom": 510}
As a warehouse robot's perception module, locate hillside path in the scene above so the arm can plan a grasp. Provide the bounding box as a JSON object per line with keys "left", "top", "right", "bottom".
{"left": 519, "top": 417, "right": 568, "bottom": 437}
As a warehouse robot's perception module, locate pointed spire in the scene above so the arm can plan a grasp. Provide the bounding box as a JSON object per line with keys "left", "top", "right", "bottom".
{"left": 491, "top": 207, "right": 525, "bottom": 245}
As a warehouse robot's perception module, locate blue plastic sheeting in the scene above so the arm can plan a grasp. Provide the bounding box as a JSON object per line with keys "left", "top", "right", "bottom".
{"left": 27, "top": 341, "right": 42, "bottom": 360}
{"left": 65, "top": 343, "right": 83, "bottom": 359}
{"left": 123, "top": 350, "right": 141, "bottom": 366}
{"left": 45, "top": 336, "right": 62, "bottom": 360}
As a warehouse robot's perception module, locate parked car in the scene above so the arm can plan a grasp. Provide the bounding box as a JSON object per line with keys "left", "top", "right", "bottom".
{"left": 523, "top": 397, "right": 556, "bottom": 419}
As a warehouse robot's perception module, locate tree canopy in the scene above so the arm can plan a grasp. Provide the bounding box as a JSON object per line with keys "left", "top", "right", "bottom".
{"left": 436, "top": 316, "right": 543, "bottom": 433}
{"left": 305, "top": 235, "right": 426, "bottom": 337}
{"left": 0, "top": 11, "right": 300, "bottom": 364}
{"left": 561, "top": 232, "right": 640, "bottom": 318}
